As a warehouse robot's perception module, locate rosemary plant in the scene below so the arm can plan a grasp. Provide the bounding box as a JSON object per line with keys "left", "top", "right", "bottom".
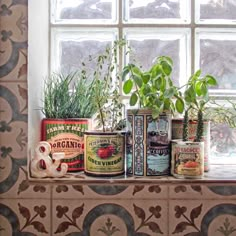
{"left": 42, "top": 71, "right": 98, "bottom": 118}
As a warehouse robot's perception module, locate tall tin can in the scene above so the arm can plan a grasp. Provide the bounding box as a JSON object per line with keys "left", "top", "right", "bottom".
{"left": 171, "top": 140, "right": 204, "bottom": 179}
{"left": 172, "top": 119, "right": 210, "bottom": 172}
{"left": 126, "top": 109, "right": 171, "bottom": 176}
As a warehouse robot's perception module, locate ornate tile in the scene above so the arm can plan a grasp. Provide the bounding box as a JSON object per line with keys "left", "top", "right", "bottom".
{"left": 0, "top": 1, "right": 28, "bottom": 82}
{"left": 169, "top": 200, "right": 236, "bottom": 236}
{"left": 169, "top": 183, "right": 236, "bottom": 200}
{"left": 0, "top": 168, "right": 51, "bottom": 199}
{"left": 52, "top": 183, "right": 168, "bottom": 200}
{"left": 0, "top": 199, "right": 51, "bottom": 235}
{"left": 52, "top": 199, "right": 168, "bottom": 236}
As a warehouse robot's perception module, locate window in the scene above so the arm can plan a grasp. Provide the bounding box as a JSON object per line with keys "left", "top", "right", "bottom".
{"left": 28, "top": 0, "right": 236, "bottom": 167}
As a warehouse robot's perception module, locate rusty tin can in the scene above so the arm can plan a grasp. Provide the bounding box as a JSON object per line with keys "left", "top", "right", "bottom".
{"left": 84, "top": 131, "right": 125, "bottom": 176}
{"left": 171, "top": 140, "right": 204, "bottom": 179}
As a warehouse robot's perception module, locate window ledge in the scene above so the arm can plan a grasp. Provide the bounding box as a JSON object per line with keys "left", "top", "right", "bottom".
{"left": 28, "top": 164, "right": 236, "bottom": 184}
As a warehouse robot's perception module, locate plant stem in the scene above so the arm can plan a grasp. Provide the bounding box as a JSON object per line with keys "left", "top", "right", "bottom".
{"left": 195, "top": 109, "right": 203, "bottom": 142}
{"left": 183, "top": 109, "right": 189, "bottom": 141}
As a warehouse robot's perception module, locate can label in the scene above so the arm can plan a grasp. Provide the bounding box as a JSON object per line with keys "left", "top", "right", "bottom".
{"left": 147, "top": 147, "right": 170, "bottom": 175}
{"left": 41, "top": 119, "right": 90, "bottom": 171}
{"left": 171, "top": 141, "right": 204, "bottom": 178}
{"left": 85, "top": 134, "right": 125, "bottom": 175}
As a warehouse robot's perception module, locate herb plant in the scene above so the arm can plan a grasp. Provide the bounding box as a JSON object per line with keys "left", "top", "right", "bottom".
{"left": 42, "top": 71, "right": 98, "bottom": 118}
{"left": 81, "top": 40, "right": 127, "bottom": 132}
{"left": 183, "top": 69, "right": 217, "bottom": 141}
{"left": 122, "top": 56, "right": 184, "bottom": 119}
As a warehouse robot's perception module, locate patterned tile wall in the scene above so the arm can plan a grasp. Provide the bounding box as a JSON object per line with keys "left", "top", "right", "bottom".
{"left": 1, "top": 1, "right": 236, "bottom": 235}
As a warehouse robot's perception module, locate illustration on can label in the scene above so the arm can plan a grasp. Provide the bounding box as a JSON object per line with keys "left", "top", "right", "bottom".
{"left": 85, "top": 135, "right": 124, "bottom": 174}
{"left": 172, "top": 142, "right": 204, "bottom": 177}
{"left": 147, "top": 147, "right": 170, "bottom": 175}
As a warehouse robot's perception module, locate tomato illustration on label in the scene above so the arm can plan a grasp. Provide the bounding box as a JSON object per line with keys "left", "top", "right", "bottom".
{"left": 95, "top": 144, "right": 117, "bottom": 159}
{"left": 184, "top": 161, "right": 198, "bottom": 168}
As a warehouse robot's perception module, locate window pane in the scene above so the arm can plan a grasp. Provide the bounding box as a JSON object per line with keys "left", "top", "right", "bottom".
{"left": 51, "top": 0, "right": 117, "bottom": 24}
{"left": 124, "top": 28, "right": 191, "bottom": 87}
{"left": 51, "top": 28, "right": 118, "bottom": 73}
{"left": 211, "top": 123, "right": 236, "bottom": 164}
{"left": 196, "top": 0, "right": 236, "bottom": 24}
{"left": 195, "top": 29, "right": 236, "bottom": 95}
{"left": 123, "top": 0, "right": 190, "bottom": 24}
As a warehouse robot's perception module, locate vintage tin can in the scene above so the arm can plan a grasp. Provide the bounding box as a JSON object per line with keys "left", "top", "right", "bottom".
{"left": 172, "top": 119, "right": 210, "bottom": 172}
{"left": 84, "top": 131, "right": 125, "bottom": 176}
{"left": 171, "top": 140, "right": 204, "bottom": 179}
{"left": 126, "top": 109, "right": 171, "bottom": 176}
{"left": 41, "top": 118, "right": 91, "bottom": 171}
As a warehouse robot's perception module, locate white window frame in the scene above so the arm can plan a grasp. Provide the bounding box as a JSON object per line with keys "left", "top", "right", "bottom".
{"left": 28, "top": 0, "right": 236, "bottom": 174}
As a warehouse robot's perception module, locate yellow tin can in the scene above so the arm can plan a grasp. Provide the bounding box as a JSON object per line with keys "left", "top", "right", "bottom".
{"left": 84, "top": 131, "right": 125, "bottom": 176}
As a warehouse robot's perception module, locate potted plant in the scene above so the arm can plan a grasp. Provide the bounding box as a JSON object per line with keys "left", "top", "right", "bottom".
{"left": 171, "top": 69, "right": 217, "bottom": 178}
{"left": 83, "top": 40, "right": 127, "bottom": 177}
{"left": 122, "top": 56, "right": 185, "bottom": 176}
{"left": 41, "top": 71, "right": 98, "bottom": 172}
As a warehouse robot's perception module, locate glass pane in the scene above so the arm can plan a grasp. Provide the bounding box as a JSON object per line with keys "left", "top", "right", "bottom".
{"left": 124, "top": 28, "right": 191, "bottom": 87}
{"left": 196, "top": 0, "right": 236, "bottom": 24}
{"left": 51, "top": 28, "right": 118, "bottom": 74}
{"left": 195, "top": 29, "right": 236, "bottom": 95}
{"left": 51, "top": 0, "right": 117, "bottom": 24}
{"left": 123, "top": 0, "right": 190, "bottom": 24}
{"left": 210, "top": 123, "right": 236, "bottom": 164}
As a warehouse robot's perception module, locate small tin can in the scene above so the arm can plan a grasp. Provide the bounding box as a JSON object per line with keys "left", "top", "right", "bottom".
{"left": 171, "top": 140, "right": 204, "bottom": 179}
{"left": 172, "top": 119, "right": 210, "bottom": 172}
{"left": 84, "top": 131, "right": 125, "bottom": 176}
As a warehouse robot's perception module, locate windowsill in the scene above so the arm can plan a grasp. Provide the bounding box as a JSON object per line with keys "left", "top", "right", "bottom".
{"left": 28, "top": 164, "right": 236, "bottom": 184}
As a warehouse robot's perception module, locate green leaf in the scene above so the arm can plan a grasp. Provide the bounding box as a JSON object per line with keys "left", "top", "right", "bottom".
{"left": 194, "top": 69, "right": 201, "bottom": 77}
{"left": 206, "top": 75, "right": 217, "bottom": 86}
{"left": 152, "top": 109, "right": 160, "bottom": 119}
{"left": 121, "top": 66, "right": 130, "bottom": 81}
{"left": 130, "top": 92, "right": 138, "bottom": 106}
{"left": 133, "top": 75, "right": 143, "bottom": 88}
{"left": 142, "top": 73, "right": 150, "bottom": 84}
{"left": 201, "top": 83, "right": 207, "bottom": 96}
{"left": 164, "top": 87, "right": 175, "bottom": 98}
{"left": 176, "top": 98, "right": 184, "bottom": 113}
{"left": 123, "top": 79, "right": 133, "bottom": 94}
{"left": 160, "top": 77, "right": 166, "bottom": 91}
{"left": 150, "top": 64, "right": 162, "bottom": 78}
{"left": 142, "top": 84, "right": 151, "bottom": 95}
{"left": 195, "top": 81, "right": 203, "bottom": 96}
{"left": 161, "top": 60, "right": 172, "bottom": 76}
{"left": 132, "top": 66, "right": 142, "bottom": 76}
